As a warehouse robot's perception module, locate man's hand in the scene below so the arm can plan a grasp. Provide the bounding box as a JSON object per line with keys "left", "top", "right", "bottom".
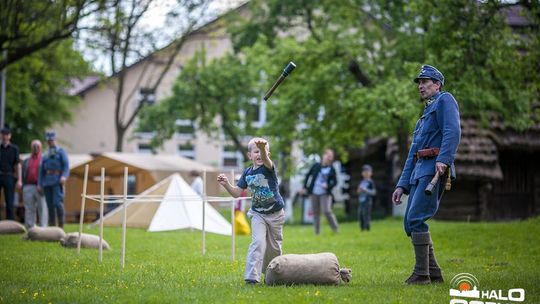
{"left": 436, "top": 162, "right": 448, "bottom": 176}
{"left": 392, "top": 187, "right": 404, "bottom": 205}
{"left": 16, "top": 179, "right": 22, "bottom": 190}
{"left": 217, "top": 174, "right": 229, "bottom": 186}
{"left": 60, "top": 176, "right": 66, "bottom": 186}
{"left": 299, "top": 188, "right": 307, "bottom": 195}
{"left": 37, "top": 186, "right": 42, "bottom": 194}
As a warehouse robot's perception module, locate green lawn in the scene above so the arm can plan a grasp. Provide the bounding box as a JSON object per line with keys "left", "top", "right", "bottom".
{"left": 1, "top": 216, "right": 539, "bottom": 304}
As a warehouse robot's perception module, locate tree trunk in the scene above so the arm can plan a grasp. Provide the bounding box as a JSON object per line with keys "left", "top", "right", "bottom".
{"left": 115, "top": 126, "right": 126, "bottom": 152}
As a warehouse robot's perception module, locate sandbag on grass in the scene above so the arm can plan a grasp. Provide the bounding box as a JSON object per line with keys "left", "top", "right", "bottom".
{"left": 61, "top": 232, "right": 111, "bottom": 250}
{"left": 265, "top": 252, "right": 352, "bottom": 285}
{"left": 25, "top": 227, "right": 66, "bottom": 242}
{"left": 0, "top": 220, "right": 26, "bottom": 234}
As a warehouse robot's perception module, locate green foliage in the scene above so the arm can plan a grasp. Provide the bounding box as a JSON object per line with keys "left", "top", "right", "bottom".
{"left": 230, "top": 0, "right": 539, "bottom": 151}
{"left": 6, "top": 39, "right": 90, "bottom": 151}
{"left": 0, "top": 0, "right": 98, "bottom": 69}
{"left": 143, "top": 0, "right": 538, "bottom": 170}
{"left": 1, "top": 218, "right": 539, "bottom": 303}
{"left": 138, "top": 50, "right": 260, "bottom": 157}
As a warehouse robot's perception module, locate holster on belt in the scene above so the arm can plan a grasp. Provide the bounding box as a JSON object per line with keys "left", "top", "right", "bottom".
{"left": 417, "top": 147, "right": 440, "bottom": 159}
{"left": 413, "top": 147, "right": 440, "bottom": 165}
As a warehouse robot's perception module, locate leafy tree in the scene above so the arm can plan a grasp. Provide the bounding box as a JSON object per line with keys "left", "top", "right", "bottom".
{"left": 0, "top": 0, "right": 105, "bottom": 69}
{"left": 141, "top": 0, "right": 539, "bottom": 177}
{"left": 84, "top": 0, "right": 212, "bottom": 151}
{"left": 6, "top": 39, "right": 90, "bottom": 151}
{"left": 138, "top": 51, "right": 260, "bottom": 162}
{"left": 229, "top": 0, "right": 539, "bottom": 166}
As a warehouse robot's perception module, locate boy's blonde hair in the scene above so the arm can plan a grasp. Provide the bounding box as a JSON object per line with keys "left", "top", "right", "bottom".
{"left": 247, "top": 137, "right": 270, "bottom": 152}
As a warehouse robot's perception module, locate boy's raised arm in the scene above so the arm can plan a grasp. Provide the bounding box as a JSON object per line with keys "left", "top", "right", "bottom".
{"left": 255, "top": 140, "right": 273, "bottom": 169}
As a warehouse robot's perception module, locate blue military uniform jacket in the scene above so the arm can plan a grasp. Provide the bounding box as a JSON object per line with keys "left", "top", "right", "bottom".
{"left": 396, "top": 92, "right": 461, "bottom": 194}
{"left": 39, "top": 146, "right": 69, "bottom": 188}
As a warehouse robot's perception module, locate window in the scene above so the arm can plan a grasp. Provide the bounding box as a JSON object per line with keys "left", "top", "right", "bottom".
{"left": 250, "top": 103, "right": 260, "bottom": 123}
{"left": 250, "top": 100, "right": 266, "bottom": 128}
{"left": 178, "top": 142, "right": 195, "bottom": 159}
{"left": 175, "top": 119, "right": 195, "bottom": 137}
{"left": 139, "top": 87, "right": 156, "bottom": 106}
{"left": 223, "top": 157, "right": 238, "bottom": 167}
{"left": 137, "top": 143, "right": 153, "bottom": 154}
{"left": 222, "top": 144, "right": 242, "bottom": 168}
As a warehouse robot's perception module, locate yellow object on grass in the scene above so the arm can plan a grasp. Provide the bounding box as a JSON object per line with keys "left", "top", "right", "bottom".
{"left": 235, "top": 210, "right": 251, "bottom": 235}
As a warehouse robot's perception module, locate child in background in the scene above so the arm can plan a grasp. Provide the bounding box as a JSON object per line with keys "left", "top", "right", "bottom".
{"left": 357, "top": 164, "right": 376, "bottom": 231}
{"left": 217, "top": 137, "right": 285, "bottom": 285}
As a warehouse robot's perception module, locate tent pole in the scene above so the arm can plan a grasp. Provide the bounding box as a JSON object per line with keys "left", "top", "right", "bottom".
{"left": 202, "top": 170, "right": 206, "bottom": 256}
{"left": 231, "top": 169, "right": 235, "bottom": 261}
{"left": 121, "top": 167, "right": 128, "bottom": 269}
{"left": 77, "top": 164, "right": 89, "bottom": 255}
{"left": 99, "top": 168, "right": 105, "bottom": 263}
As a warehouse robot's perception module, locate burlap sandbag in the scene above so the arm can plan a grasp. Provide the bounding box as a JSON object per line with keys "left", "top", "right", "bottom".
{"left": 25, "top": 227, "right": 66, "bottom": 241}
{"left": 0, "top": 220, "right": 26, "bottom": 234}
{"left": 61, "top": 232, "right": 111, "bottom": 250}
{"left": 265, "top": 252, "right": 352, "bottom": 285}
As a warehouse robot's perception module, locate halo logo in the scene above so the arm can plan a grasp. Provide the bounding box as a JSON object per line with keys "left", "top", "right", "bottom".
{"left": 450, "top": 273, "right": 481, "bottom": 298}
{"left": 449, "top": 273, "right": 526, "bottom": 304}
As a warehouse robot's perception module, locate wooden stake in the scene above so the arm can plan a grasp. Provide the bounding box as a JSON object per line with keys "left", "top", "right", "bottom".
{"left": 202, "top": 170, "right": 206, "bottom": 255}
{"left": 231, "top": 169, "right": 235, "bottom": 261}
{"left": 98, "top": 168, "right": 105, "bottom": 263}
{"left": 77, "top": 164, "right": 89, "bottom": 254}
{"left": 121, "top": 167, "right": 128, "bottom": 268}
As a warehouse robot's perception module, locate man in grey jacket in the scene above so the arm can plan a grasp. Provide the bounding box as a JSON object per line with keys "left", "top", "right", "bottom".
{"left": 22, "top": 140, "right": 48, "bottom": 228}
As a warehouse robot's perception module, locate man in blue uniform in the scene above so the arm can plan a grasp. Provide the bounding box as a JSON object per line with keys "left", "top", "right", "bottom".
{"left": 392, "top": 65, "right": 461, "bottom": 285}
{"left": 39, "top": 131, "right": 69, "bottom": 228}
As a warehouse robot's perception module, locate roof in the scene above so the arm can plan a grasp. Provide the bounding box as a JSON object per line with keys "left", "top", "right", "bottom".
{"left": 71, "top": 152, "right": 217, "bottom": 177}
{"left": 74, "top": 2, "right": 249, "bottom": 96}
{"left": 489, "top": 119, "right": 540, "bottom": 151}
{"left": 20, "top": 153, "right": 93, "bottom": 170}
{"left": 454, "top": 118, "right": 503, "bottom": 181}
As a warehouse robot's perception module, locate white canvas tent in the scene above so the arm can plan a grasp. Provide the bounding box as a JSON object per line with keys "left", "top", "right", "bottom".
{"left": 96, "top": 173, "right": 232, "bottom": 235}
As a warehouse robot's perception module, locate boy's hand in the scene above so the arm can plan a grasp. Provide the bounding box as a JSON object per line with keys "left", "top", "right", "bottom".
{"left": 217, "top": 174, "right": 229, "bottom": 186}
{"left": 254, "top": 139, "right": 267, "bottom": 150}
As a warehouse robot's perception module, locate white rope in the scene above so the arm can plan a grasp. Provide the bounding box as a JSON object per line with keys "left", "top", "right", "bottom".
{"left": 81, "top": 194, "right": 252, "bottom": 204}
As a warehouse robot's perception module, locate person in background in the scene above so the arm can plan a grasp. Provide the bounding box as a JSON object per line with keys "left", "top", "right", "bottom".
{"left": 190, "top": 170, "right": 203, "bottom": 195}
{"left": 22, "top": 140, "right": 48, "bottom": 228}
{"left": 0, "top": 127, "right": 22, "bottom": 220}
{"left": 301, "top": 149, "right": 339, "bottom": 234}
{"left": 357, "top": 164, "right": 376, "bottom": 231}
{"left": 39, "top": 131, "right": 69, "bottom": 228}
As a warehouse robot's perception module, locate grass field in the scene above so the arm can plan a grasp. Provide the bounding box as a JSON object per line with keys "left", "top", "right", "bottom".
{"left": 1, "top": 215, "right": 539, "bottom": 304}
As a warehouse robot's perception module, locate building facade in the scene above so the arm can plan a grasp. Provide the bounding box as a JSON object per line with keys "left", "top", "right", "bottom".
{"left": 54, "top": 5, "right": 253, "bottom": 172}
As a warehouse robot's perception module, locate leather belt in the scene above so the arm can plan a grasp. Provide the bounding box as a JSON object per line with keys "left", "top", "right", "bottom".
{"left": 46, "top": 170, "right": 62, "bottom": 175}
{"left": 413, "top": 148, "right": 440, "bottom": 164}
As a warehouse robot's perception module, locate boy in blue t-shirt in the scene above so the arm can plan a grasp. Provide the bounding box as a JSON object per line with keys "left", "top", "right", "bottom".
{"left": 217, "top": 137, "right": 285, "bottom": 285}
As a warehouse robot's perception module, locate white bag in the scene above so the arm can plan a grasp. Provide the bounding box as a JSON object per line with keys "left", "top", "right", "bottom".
{"left": 25, "top": 227, "right": 66, "bottom": 242}
{"left": 0, "top": 220, "right": 26, "bottom": 234}
{"left": 265, "top": 252, "right": 352, "bottom": 285}
{"left": 61, "top": 232, "right": 111, "bottom": 250}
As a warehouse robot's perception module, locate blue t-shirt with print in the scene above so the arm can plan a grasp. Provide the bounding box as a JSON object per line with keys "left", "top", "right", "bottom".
{"left": 237, "top": 165, "right": 284, "bottom": 214}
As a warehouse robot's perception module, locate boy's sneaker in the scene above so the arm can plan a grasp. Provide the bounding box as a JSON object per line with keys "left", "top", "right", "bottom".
{"left": 245, "top": 280, "right": 258, "bottom": 285}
